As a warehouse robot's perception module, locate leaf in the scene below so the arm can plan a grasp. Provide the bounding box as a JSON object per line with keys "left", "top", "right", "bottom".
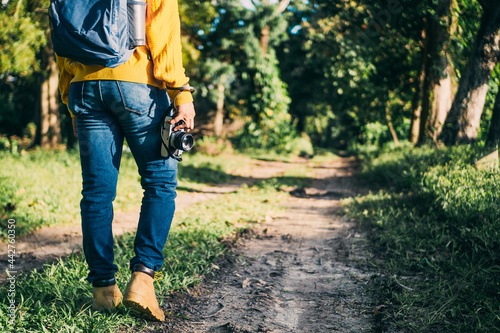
{"left": 242, "top": 277, "right": 251, "bottom": 288}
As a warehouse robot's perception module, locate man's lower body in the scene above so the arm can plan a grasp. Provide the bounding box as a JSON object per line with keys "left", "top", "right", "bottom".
{"left": 68, "top": 80, "right": 176, "bottom": 321}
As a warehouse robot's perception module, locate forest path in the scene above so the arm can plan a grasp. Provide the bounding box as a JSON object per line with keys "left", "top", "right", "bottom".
{"left": 160, "top": 158, "right": 375, "bottom": 332}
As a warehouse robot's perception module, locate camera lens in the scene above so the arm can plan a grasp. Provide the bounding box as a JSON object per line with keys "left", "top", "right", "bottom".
{"left": 171, "top": 132, "right": 194, "bottom": 151}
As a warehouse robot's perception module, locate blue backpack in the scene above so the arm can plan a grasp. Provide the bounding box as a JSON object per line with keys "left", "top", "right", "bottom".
{"left": 49, "top": 0, "right": 145, "bottom": 68}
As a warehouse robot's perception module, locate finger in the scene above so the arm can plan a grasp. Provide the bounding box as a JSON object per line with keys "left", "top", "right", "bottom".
{"left": 173, "top": 121, "right": 187, "bottom": 131}
{"left": 169, "top": 114, "right": 182, "bottom": 124}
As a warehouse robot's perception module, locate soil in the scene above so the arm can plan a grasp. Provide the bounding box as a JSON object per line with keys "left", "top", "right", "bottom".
{"left": 0, "top": 157, "right": 379, "bottom": 332}
{"left": 148, "top": 158, "right": 376, "bottom": 332}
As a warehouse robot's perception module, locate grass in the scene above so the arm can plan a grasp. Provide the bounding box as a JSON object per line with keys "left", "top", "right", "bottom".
{"left": 343, "top": 144, "right": 500, "bottom": 332}
{"left": 0, "top": 178, "right": 287, "bottom": 332}
{"left": 0, "top": 148, "right": 249, "bottom": 237}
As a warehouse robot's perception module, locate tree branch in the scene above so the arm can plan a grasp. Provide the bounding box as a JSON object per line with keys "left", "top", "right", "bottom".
{"left": 277, "top": 0, "right": 291, "bottom": 13}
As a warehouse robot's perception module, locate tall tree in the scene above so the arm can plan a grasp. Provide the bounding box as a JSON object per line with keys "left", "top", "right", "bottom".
{"left": 0, "top": 0, "right": 66, "bottom": 147}
{"left": 410, "top": 0, "right": 456, "bottom": 145}
{"left": 39, "top": 43, "right": 62, "bottom": 148}
{"left": 199, "top": 0, "right": 293, "bottom": 148}
{"left": 281, "top": 0, "right": 423, "bottom": 148}
{"left": 445, "top": 0, "right": 500, "bottom": 143}
{"left": 258, "top": 0, "right": 290, "bottom": 55}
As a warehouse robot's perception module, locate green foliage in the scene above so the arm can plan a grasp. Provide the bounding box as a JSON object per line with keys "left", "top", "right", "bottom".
{"left": 0, "top": 11, "right": 45, "bottom": 75}
{"left": 194, "top": 0, "right": 296, "bottom": 148}
{"left": 0, "top": 75, "right": 42, "bottom": 137}
{"left": 234, "top": 52, "right": 294, "bottom": 149}
{"left": 280, "top": 0, "right": 420, "bottom": 148}
{"left": 344, "top": 145, "right": 500, "bottom": 331}
{"left": 178, "top": 0, "right": 218, "bottom": 70}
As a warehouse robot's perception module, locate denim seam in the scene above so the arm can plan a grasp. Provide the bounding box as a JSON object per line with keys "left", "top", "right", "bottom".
{"left": 98, "top": 80, "right": 104, "bottom": 104}
{"left": 73, "top": 82, "right": 87, "bottom": 118}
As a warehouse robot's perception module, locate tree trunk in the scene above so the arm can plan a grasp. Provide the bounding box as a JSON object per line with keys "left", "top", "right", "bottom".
{"left": 486, "top": 80, "right": 500, "bottom": 147}
{"left": 446, "top": 5, "right": 500, "bottom": 143}
{"left": 386, "top": 106, "right": 399, "bottom": 145}
{"left": 409, "top": 26, "right": 427, "bottom": 144}
{"left": 48, "top": 54, "right": 61, "bottom": 147}
{"left": 40, "top": 46, "right": 62, "bottom": 148}
{"left": 214, "top": 77, "right": 225, "bottom": 137}
{"left": 428, "top": 0, "right": 456, "bottom": 143}
{"left": 416, "top": 0, "right": 454, "bottom": 145}
{"left": 260, "top": 25, "right": 270, "bottom": 56}
{"left": 40, "top": 72, "right": 50, "bottom": 148}
{"left": 430, "top": 60, "right": 456, "bottom": 143}
{"left": 259, "top": 0, "right": 290, "bottom": 56}
{"left": 417, "top": 15, "right": 433, "bottom": 145}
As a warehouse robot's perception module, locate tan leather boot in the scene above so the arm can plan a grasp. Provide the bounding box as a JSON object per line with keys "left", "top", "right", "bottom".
{"left": 123, "top": 267, "right": 165, "bottom": 321}
{"left": 92, "top": 284, "right": 123, "bottom": 311}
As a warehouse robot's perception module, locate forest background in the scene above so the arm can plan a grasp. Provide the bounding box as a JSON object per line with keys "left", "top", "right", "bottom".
{"left": 2, "top": 0, "right": 500, "bottom": 152}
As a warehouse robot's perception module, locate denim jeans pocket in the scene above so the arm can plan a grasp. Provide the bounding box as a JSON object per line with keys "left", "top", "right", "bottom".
{"left": 68, "top": 81, "right": 87, "bottom": 117}
{"left": 116, "top": 82, "right": 161, "bottom": 114}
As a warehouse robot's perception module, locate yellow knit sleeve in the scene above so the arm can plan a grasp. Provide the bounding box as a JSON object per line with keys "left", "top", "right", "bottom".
{"left": 56, "top": 56, "right": 76, "bottom": 117}
{"left": 146, "top": 0, "right": 193, "bottom": 106}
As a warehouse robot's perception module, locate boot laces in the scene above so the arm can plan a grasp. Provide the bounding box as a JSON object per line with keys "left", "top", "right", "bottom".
{"left": 154, "top": 271, "right": 163, "bottom": 287}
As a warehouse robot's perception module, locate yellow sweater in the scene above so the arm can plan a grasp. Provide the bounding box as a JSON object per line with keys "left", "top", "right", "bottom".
{"left": 56, "top": 0, "right": 193, "bottom": 117}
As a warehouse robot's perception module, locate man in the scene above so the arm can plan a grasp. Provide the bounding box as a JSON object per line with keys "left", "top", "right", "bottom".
{"left": 56, "top": 0, "right": 194, "bottom": 321}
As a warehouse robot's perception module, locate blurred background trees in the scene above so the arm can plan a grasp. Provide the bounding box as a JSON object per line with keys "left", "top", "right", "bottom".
{"left": 1, "top": 0, "right": 499, "bottom": 153}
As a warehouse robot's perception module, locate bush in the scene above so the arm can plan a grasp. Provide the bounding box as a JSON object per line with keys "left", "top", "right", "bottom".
{"left": 344, "top": 144, "right": 500, "bottom": 332}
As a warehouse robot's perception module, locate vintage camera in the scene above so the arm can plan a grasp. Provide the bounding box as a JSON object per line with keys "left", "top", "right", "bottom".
{"left": 161, "top": 116, "right": 194, "bottom": 161}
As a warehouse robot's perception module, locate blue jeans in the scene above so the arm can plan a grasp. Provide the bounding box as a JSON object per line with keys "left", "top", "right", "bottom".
{"left": 68, "top": 80, "right": 177, "bottom": 282}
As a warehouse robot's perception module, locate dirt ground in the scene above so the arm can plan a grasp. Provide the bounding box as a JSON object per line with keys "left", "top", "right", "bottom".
{"left": 148, "top": 158, "right": 376, "bottom": 332}
{"left": 1, "top": 157, "right": 379, "bottom": 332}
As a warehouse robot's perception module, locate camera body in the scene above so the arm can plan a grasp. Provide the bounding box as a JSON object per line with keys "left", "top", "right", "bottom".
{"left": 161, "top": 116, "right": 194, "bottom": 160}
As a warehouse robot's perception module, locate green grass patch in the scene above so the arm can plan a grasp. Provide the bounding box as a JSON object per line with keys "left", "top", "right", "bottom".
{"left": 177, "top": 152, "right": 248, "bottom": 190}
{"left": 0, "top": 183, "right": 286, "bottom": 332}
{"left": 0, "top": 149, "right": 249, "bottom": 237}
{"left": 254, "top": 163, "right": 316, "bottom": 190}
{"left": 343, "top": 144, "right": 500, "bottom": 332}
{"left": 0, "top": 149, "right": 83, "bottom": 236}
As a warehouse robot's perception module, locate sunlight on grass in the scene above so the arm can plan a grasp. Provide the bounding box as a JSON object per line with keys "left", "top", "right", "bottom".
{"left": 343, "top": 145, "right": 500, "bottom": 332}
{"left": 0, "top": 184, "right": 286, "bottom": 332}
{"left": 0, "top": 149, "right": 252, "bottom": 237}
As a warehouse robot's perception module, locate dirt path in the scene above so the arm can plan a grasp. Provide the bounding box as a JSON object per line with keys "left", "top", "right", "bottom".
{"left": 157, "top": 158, "right": 375, "bottom": 332}
{"left": 0, "top": 157, "right": 377, "bottom": 332}
{"left": 0, "top": 159, "right": 293, "bottom": 282}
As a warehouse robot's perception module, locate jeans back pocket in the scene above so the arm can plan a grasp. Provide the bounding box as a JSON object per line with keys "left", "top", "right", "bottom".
{"left": 116, "top": 81, "right": 164, "bottom": 115}
{"left": 68, "top": 81, "right": 87, "bottom": 117}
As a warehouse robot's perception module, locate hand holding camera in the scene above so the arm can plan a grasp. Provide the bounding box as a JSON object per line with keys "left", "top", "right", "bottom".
{"left": 170, "top": 102, "right": 195, "bottom": 132}
{"left": 161, "top": 102, "right": 195, "bottom": 161}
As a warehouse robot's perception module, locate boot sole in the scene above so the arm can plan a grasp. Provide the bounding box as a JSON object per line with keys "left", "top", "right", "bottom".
{"left": 123, "top": 293, "right": 165, "bottom": 322}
